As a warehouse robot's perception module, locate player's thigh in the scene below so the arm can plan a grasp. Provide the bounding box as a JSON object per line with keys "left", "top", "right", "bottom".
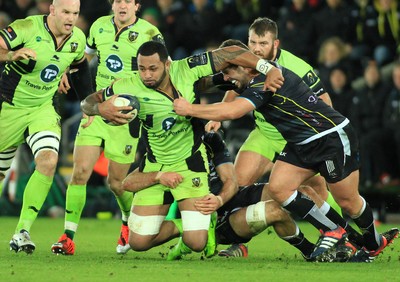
{"left": 235, "top": 150, "right": 273, "bottom": 185}
{"left": 269, "top": 160, "right": 315, "bottom": 202}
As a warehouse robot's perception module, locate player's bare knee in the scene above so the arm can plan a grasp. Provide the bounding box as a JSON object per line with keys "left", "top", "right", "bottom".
{"left": 35, "top": 150, "right": 58, "bottom": 176}
{"left": 70, "top": 165, "right": 93, "bottom": 184}
{"left": 182, "top": 234, "right": 206, "bottom": 252}
{"left": 107, "top": 177, "right": 124, "bottom": 195}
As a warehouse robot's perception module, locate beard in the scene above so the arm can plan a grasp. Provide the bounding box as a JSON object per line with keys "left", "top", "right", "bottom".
{"left": 143, "top": 68, "right": 167, "bottom": 89}
{"left": 264, "top": 47, "right": 275, "bottom": 61}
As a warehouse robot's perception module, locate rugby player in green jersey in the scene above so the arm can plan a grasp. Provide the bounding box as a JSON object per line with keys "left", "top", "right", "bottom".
{"left": 79, "top": 41, "right": 284, "bottom": 257}
{"left": 51, "top": 0, "right": 165, "bottom": 255}
{"left": 0, "top": 0, "right": 92, "bottom": 254}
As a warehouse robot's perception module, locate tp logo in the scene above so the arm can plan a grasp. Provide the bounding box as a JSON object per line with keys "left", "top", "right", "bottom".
{"left": 106, "top": 54, "right": 123, "bottom": 72}
{"left": 41, "top": 64, "right": 59, "bottom": 82}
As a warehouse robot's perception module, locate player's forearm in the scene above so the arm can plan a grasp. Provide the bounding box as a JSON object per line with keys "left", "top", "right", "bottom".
{"left": 216, "top": 164, "right": 238, "bottom": 206}
{"left": 80, "top": 91, "right": 103, "bottom": 116}
{"left": 218, "top": 179, "right": 238, "bottom": 206}
{"left": 0, "top": 48, "right": 13, "bottom": 62}
{"left": 122, "top": 171, "right": 160, "bottom": 192}
{"left": 188, "top": 103, "right": 234, "bottom": 121}
{"left": 212, "top": 46, "right": 275, "bottom": 75}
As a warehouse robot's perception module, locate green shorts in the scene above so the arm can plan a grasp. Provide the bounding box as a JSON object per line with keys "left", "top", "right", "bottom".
{"left": 75, "top": 115, "right": 140, "bottom": 164}
{"left": 0, "top": 100, "right": 61, "bottom": 151}
{"left": 239, "top": 127, "right": 286, "bottom": 161}
{"left": 133, "top": 147, "right": 210, "bottom": 206}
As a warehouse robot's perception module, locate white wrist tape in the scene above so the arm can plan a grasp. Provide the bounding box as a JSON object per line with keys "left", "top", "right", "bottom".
{"left": 256, "top": 59, "right": 273, "bottom": 75}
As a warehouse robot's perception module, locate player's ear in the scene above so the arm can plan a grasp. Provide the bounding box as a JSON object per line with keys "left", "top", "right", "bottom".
{"left": 49, "top": 4, "right": 55, "bottom": 15}
{"left": 274, "top": 39, "right": 280, "bottom": 49}
{"left": 165, "top": 59, "right": 171, "bottom": 70}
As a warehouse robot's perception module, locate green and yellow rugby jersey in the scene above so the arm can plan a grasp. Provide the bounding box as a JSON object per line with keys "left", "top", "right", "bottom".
{"left": 253, "top": 49, "right": 326, "bottom": 140}
{"left": 86, "top": 16, "right": 164, "bottom": 90}
{"left": 106, "top": 52, "right": 215, "bottom": 164}
{"left": 0, "top": 15, "right": 85, "bottom": 108}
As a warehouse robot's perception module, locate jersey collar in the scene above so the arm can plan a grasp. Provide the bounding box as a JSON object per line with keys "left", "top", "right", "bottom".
{"left": 43, "top": 15, "right": 73, "bottom": 52}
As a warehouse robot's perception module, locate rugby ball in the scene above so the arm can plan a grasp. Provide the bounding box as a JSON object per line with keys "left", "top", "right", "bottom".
{"left": 103, "top": 94, "right": 140, "bottom": 125}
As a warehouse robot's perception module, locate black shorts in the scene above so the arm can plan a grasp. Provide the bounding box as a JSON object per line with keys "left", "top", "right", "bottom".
{"left": 278, "top": 124, "right": 360, "bottom": 183}
{"left": 216, "top": 183, "right": 264, "bottom": 244}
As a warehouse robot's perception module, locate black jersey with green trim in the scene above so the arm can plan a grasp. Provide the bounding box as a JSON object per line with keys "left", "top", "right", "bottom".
{"left": 0, "top": 15, "right": 86, "bottom": 108}
{"left": 86, "top": 16, "right": 164, "bottom": 90}
{"left": 240, "top": 66, "right": 346, "bottom": 144}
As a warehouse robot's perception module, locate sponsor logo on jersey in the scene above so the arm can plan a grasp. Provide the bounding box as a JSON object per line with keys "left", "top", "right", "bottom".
{"left": 304, "top": 70, "right": 317, "bottom": 86}
{"left": 192, "top": 177, "right": 201, "bottom": 187}
{"left": 36, "top": 36, "right": 41, "bottom": 42}
{"left": 325, "top": 160, "right": 337, "bottom": 178}
{"left": 40, "top": 64, "right": 60, "bottom": 82}
{"left": 162, "top": 117, "right": 176, "bottom": 131}
{"left": 307, "top": 94, "right": 318, "bottom": 104}
{"left": 128, "top": 31, "right": 139, "bottom": 42}
{"left": 187, "top": 53, "right": 208, "bottom": 68}
{"left": 70, "top": 42, "right": 78, "bottom": 52}
{"left": 3, "top": 26, "right": 17, "bottom": 40}
{"left": 153, "top": 34, "right": 165, "bottom": 45}
{"left": 106, "top": 54, "right": 123, "bottom": 72}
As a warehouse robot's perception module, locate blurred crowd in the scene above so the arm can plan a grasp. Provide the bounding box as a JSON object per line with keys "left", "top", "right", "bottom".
{"left": 1, "top": 0, "right": 400, "bottom": 188}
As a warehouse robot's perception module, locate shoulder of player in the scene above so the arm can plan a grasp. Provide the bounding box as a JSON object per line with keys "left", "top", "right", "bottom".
{"left": 278, "top": 49, "right": 313, "bottom": 72}
{"left": 91, "top": 15, "right": 113, "bottom": 26}
{"left": 135, "top": 18, "right": 156, "bottom": 28}
{"left": 10, "top": 15, "right": 39, "bottom": 31}
{"left": 112, "top": 74, "right": 143, "bottom": 90}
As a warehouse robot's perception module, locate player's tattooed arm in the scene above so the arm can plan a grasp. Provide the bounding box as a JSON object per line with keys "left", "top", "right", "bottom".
{"left": 211, "top": 46, "right": 248, "bottom": 71}
{"left": 80, "top": 90, "right": 104, "bottom": 116}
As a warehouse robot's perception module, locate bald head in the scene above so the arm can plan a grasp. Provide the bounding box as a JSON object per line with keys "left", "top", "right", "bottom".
{"left": 48, "top": 0, "right": 80, "bottom": 36}
{"left": 53, "top": 0, "right": 80, "bottom": 6}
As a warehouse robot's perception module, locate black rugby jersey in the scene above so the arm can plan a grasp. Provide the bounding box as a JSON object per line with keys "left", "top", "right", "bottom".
{"left": 240, "top": 66, "right": 347, "bottom": 144}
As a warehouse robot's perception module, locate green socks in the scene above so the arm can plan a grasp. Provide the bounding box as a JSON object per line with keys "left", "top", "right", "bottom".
{"left": 64, "top": 184, "right": 87, "bottom": 238}
{"left": 115, "top": 191, "right": 133, "bottom": 222}
{"left": 15, "top": 170, "right": 53, "bottom": 233}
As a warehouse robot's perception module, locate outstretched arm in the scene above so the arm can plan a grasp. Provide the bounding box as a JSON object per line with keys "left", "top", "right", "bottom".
{"left": 174, "top": 96, "right": 255, "bottom": 121}
{"left": 211, "top": 46, "right": 284, "bottom": 92}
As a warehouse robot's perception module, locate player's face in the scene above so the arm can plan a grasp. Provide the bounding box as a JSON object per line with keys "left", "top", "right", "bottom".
{"left": 248, "top": 30, "right": 278, "bottom": 61}
{"left": 112, "top": 0, "right": 139, "bottom": 26}
{"left": 221, "top": 66, "right": 251, "bottom": 90}
{"left": 138, "top": 53, "right": 170, "bottom": 89}
{"left": 50, "top": 0, "right": 80, "bottom": 36}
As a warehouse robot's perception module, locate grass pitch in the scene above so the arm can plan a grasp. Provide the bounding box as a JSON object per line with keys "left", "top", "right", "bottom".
{"left": 0, "top": 217, "right": 399, "bottom": 282}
